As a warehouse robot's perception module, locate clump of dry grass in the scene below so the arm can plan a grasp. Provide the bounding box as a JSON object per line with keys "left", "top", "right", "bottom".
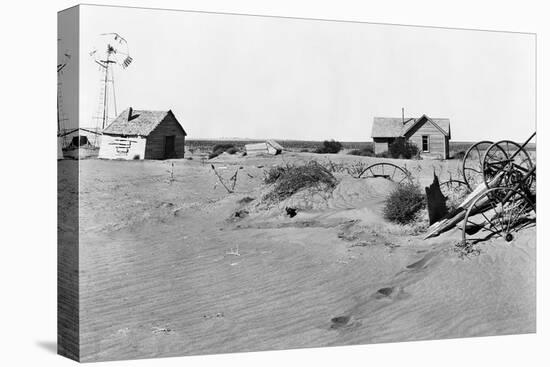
{"left": 383, "top": 183, "right": 426, "bottom": 224}
{"left": 453, "top": 241, "right": 481, "bottom": 259}
{"left": 317, "top": 158, "right": 347, "bottom": 174}
{"left": 263, "top": 161, "right": 338, "bottom": 202}
{"left": 346, "top": 161, "right": 370, "bottom": 178}
{"left": 263, "top": 166, "right": 287, "bottom": 184}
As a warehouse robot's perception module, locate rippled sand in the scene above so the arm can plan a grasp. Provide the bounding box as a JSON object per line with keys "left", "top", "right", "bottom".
{"left": 61, "top": 152, "right": 535, "bottom": 362}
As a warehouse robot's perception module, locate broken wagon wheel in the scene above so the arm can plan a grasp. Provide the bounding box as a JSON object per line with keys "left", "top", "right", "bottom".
{"left": 462, "top": 140, "right": 493, "bottom": 191}
{"left": 482, "top": 140, "right": 534, "bottom": 191}
{"left": 461, "top": 186, "right": 535, "bottom": 246}
{"left": 358, "top": 162, "right": 412, "bottom": 184}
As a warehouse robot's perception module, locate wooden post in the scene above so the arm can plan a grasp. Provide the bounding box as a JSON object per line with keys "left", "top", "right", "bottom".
{"left": 425, "top": 172, "right": 448, "bottom": 225}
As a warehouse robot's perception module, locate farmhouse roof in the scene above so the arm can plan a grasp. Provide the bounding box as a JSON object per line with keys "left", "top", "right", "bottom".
{"left": 371, "top": 114, "right": 450, "bottom": 138}
{"left": 103, "top": 108, "right": 187, "bottom": 136}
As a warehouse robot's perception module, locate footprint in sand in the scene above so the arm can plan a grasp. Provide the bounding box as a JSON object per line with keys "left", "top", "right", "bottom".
{"left": 330, "top": 315, "right": 351, "bottom": 327}
{"left": 405, "top": 252, "right": 436, "bottom": 270}
{"left": 330, "top": 286, "right": 403, "bottom": 329}
{"left": 375, "top": 286, "right": 395, "bottom": 298}
{"left": 329, "top": 252, "right": 440, "bottom": 331}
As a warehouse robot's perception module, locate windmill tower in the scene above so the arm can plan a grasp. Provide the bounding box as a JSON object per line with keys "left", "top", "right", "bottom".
{"left": 57, "top": 39, "right": 71, "bottom": 150}
{"left": 89, "top": 33, "right": 133, "bottom": 138}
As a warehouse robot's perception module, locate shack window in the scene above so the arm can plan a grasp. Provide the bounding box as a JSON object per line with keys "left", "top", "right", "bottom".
{"left": 422, "top": 135, "right": 429, "bottom": 152}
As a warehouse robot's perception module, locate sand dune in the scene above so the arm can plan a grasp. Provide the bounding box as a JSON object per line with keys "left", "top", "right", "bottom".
{"left": 63, "top": 152, "right": 535, "bottom": 362}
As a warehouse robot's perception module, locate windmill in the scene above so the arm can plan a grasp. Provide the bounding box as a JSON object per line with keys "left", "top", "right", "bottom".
{"left": 89, "top": 32, "right": 133, "bottom": 133}
{"left": 57, "top": 38, "right": 71, "bottom": 149}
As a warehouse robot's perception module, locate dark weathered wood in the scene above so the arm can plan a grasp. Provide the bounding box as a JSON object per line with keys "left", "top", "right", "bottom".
{"left": 145, "top": 114, "right": 186, "bottom": 159}
{"left": 425, "top": 173, "right": 449, "bottom": 225}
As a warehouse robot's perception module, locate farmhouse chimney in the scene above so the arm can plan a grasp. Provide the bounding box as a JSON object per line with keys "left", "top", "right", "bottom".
{"left": 128, "top": 107, "right": 133, "bottom": 120}
{"left": 402, "top": 107, "right": 405, "bottom": 124}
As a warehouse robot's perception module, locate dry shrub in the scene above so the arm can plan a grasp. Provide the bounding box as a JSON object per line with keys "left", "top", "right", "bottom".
{"left": 388, "top": 138, "right": 419, "bottom": 159}
{"left": 264, "top": 166, "right": 287, "bottom": 184}
{"left": 346, "top": 161, "right": 370, "bottom": 178}
{"left": 315, "top": 140, "right": 343, "bottom": 154}
{"left": 225, "top": 147, "right": 239, "bottom": 154}
{"left": 451, "top": 151, "right": 466, "bottom": 160}
{"left": 322, "top": 159, "right": 347, "bottom": 173}
{"left": 383, "top": 183, "right": 426, "bottom": 224}
{"left": 348, "top": 147, "right": 374, "bottom": 157}
{"left": 209, "top": 144, "right": 238, "bottom": 159}
{"left": 263, "top": 161, "right": 337, "bottom": 202}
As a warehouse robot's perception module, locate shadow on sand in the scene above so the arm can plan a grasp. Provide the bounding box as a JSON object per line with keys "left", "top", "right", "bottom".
{"left": 36, "top": 340, "right": 57, "bottom": 354}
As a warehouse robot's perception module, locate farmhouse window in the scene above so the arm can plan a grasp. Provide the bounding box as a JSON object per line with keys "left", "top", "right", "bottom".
{"left": 422, "top": 135, "right": 429, "bottom": 152}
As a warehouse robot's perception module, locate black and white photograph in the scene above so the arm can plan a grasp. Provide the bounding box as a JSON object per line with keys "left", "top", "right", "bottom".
{"left": 54, "top": 3, "right": 540, "bottom": 363}
{"left": 2, "top": 1, "right": 549, "bottom": 367}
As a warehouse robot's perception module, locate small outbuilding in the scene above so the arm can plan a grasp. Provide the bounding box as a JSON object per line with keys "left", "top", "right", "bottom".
{"left": 371, "top": 114, "right": 451, "bottom": 159}
{"left": 245, "top": 140, "right": 284, "bottom": 156}
{"left": 58, "top": 127, "right": 102, "bottom": 159}
{"left": 99, "top": 108, "right": 187, "bottom": 160}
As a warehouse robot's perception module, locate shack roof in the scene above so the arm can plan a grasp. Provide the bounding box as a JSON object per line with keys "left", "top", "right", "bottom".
{"left": 103, "top": 108, "right": 187, "bottom": 136}
{"left": 372, "top": 115, "right": 450, "bottom": 138}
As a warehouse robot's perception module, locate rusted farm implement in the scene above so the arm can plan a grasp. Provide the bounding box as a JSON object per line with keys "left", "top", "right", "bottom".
{"left": 355, "top": 162, "right": 412, "bottom": 184}
{"left": 427, "top": 132, "right": 536, "bottom": 245}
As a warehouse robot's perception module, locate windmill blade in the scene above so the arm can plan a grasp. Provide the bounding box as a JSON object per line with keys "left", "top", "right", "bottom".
{"left": 91, "top": 32, "right": 132, "bottom": 68}
{"left": 100, "top": 32, "right": 128, "bottom": 45}
{"left": 121, "top": 56, "right": 133, "bottom": 69}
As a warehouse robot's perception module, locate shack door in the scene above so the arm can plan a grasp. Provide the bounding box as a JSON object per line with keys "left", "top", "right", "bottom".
{"left": 164, "top": 135, "right": 176, "bottom": 159}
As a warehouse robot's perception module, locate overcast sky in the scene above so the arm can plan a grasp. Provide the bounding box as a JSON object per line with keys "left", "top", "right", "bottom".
{"left": 60, "top": 5, "right": 535, "bottom": 142}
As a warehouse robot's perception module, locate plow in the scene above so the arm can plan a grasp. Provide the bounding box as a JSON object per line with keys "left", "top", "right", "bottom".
{"left": 426, "top": 132, "right": 536, "bottom": 245}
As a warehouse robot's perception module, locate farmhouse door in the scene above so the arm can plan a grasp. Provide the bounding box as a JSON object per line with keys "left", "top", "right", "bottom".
{"left": 164, "top": 135, "right": 176, "bottom": 159}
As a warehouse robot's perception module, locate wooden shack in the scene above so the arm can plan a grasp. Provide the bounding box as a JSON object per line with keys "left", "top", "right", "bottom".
{"left": 371, "top": 114, "right": 451, "bottom": 159}
{"left": 99, "top": 108, "right": 187, "bottom": 160}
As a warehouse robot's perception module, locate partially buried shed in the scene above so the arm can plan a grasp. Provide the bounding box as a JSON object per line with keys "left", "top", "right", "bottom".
{"left": 245, "top": 140, "right": 284, "bottom": 155}
{"left": 99, "top": 108, "right": 187, "bottom": 160}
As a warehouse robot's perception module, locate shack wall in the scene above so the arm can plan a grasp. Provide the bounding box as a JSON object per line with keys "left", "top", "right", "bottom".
{"left": 407, "top": 120, "right": 448, "bottom": 159}
{"left": 245, "top": 143, "right": 269, "bottom": 155}
{"left": 98, "top": 134, "right": 147, "bottom": 160}
{"left": 373, "top": 138, "right": 390, "bottom": 154}
{"left": 144, "top": 117, "right": 186, "bottom": 159}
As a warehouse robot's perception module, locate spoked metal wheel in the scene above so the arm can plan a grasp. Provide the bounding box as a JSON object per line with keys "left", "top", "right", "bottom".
{"left": 461, "top": 187, "right": 536, "bottom": 245}
{"left": 482, "top": 140, "right": 534, "bottom": 190}
{"left": 359, "top": 162, "right": 412, "bottom": 184}
{"left": 462, "top": 141, "right": 493, "bottom": 191}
